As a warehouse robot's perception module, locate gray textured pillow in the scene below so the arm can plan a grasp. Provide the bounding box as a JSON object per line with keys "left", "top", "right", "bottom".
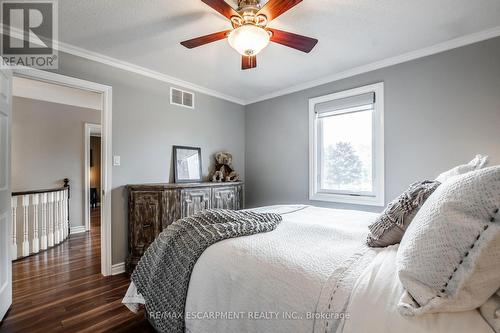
{"left": 397, "top": 166, "right": 500, "bottom": 316}
{"left": 367, "top": 180, "right": 440, "bottom": 247}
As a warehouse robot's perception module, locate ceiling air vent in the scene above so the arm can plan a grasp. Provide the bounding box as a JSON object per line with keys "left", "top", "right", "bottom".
{"left": 170, "top": 87, "right": 195, "bottom": 109}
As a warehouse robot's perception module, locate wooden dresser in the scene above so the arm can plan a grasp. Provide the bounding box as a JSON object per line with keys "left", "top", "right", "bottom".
{"left": 126, "top": 182, "right": 244, "bottom": 273}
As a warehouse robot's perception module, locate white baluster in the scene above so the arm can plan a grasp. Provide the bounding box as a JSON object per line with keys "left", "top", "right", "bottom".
{"left": 54, "top": 192, "right": 60, "bottom": 244}
{"left": 11, "top": 197, "right": 18, "bottom": 260}
{"left": 47, "top": 192, "right": 54, "bottom": 247}
{"left": 40, "top": 193, "right": 48, "bottom": 250}
{"left": 58, "top": 191, "right": 63, "bottom": 242}
{"left": 60, "top": 190, "right": 65, "bottom": 240}
{"left": 22, "top": 195, "right": 30, "bottom": 257}
{"left": 32, "top": 194, "right": 40, "bottom": 253}
{"left": 66, "top": 189, "right": 70, "bottom": 238}
{"left": 63, "top": 189, "right": 68, "bottom": 239}
{"left": 54, "top": 192, "right": 58, "bottom": 244}
{"left": 58, "top": 191, "right": 64, "bottom": 241}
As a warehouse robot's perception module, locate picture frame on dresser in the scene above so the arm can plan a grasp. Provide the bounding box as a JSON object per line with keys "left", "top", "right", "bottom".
{"left": 173, "top": 145, "right": 202, "bottom": 183}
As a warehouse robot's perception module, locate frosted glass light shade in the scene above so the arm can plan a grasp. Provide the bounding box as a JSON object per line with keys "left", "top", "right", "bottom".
{"left": 228, "top": 25, "right": 270, "bottom": 56}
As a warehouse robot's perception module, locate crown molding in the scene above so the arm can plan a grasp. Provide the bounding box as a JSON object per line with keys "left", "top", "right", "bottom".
{"left": 2, "top": 25, "right": 245, "bottom": 104}
{"left": 5, "top": 24, "right": 500, "bottom": 106}
{"left": 55, "top": 41, "right": 246, "bottom": 105}
{"left": 3, "top": 25, "right": 247, "bottom": 104}
{"left": 244, "top": 25, "right": 500, "bottom": 105}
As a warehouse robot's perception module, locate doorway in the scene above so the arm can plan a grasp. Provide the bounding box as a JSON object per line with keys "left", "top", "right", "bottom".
{"left": 85, "top": 123, "right": 102, "bottom": 232}
{"left": 13, "top": 68, "right": 113, "bottom": 276}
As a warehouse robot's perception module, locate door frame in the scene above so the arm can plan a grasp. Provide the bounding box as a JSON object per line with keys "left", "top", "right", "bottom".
{"left": 84, "top": 123, "right": 102, "bottom": 232}
{"left": 0, "top": 68, "right": 12, "bottom": 321}
{"left": 13, "top": 68, "right": 113, "bottom": 276}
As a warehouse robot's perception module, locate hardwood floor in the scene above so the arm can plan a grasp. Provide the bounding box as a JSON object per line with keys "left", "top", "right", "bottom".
{"left": 0, "top": 209, "right": 155, "bottom": 333}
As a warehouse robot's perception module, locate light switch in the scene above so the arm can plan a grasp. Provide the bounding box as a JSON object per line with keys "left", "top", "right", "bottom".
{"left": 113, "top": 155, "right": 121, "bottom": 166}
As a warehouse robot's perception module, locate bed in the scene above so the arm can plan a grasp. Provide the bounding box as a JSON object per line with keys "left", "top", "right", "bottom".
{"left": 123, "top": 205, "right": 494, "bottom": 333}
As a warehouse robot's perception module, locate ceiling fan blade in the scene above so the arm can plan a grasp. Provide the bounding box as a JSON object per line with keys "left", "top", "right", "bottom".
{"left": 242, "top": 55, "right": 257, "bottom": 70}
{"left": 257, "top": 0, "right": 302, "bottom": 22}
{"left": 201, "top": 0, "right": 240, "bottom": 19}
{"left": 180, "top": 30, "right": 231, "bottom": 49}
{"left": 268, "top": 28, "right": 318, "bottom": 53}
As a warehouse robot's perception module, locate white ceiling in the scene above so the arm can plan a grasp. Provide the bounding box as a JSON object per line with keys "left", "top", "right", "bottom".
{"left": 13, "top": 77, "right": 102, "bottom": 110}
{"left": 58, "top": 0, "right": 500, "bottom": 103}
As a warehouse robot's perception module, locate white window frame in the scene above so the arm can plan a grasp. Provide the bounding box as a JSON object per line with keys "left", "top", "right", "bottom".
{"left": 309, "top": 82, "right": 385, "bottom": 206}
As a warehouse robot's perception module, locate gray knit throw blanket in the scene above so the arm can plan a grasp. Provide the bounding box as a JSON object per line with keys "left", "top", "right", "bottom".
{"left": 131, "top": 209, "right": 282, "bottom": 333}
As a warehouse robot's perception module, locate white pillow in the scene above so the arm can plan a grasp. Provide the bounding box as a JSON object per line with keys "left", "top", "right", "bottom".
{"left": 435, "top": 154, "right": 489, "bottom": 183}
{"left": 397, "top": 166, "right": 500, "bottom": 316}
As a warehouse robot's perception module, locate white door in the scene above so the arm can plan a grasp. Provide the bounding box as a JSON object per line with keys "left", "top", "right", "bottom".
{"left": 0, "top": 68, "right": 12, "bottom": 321}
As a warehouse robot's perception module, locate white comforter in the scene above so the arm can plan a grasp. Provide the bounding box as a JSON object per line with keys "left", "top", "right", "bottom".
{"left": 184, "top": 205, "right": 375, "bottom": 333}
{"left": 342, "top": 245, "right": 493, "bottom": 333}
{"left": 123, "top": 205, "right": 492, "bottom": 333}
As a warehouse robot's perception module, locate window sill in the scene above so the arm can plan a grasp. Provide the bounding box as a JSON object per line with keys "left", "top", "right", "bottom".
{"left": 309, "top": 192, "right": 385, "bottom": 207}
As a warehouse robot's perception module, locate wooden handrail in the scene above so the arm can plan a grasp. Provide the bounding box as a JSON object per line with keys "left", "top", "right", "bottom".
{"left": 12, "top": 187, "right": 68, "bottom": 196}
{"left": 12, "top": 178, "right": 70, "bottom": 197}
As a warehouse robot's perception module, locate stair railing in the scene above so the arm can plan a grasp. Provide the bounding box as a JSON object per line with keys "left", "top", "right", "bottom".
{"left": 11, "top": 179, "right": 70, "bottom": 260}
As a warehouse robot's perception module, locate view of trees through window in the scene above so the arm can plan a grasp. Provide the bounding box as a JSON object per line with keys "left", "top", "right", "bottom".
{"left": 320, "top": 109, "right": 373, "bottom": 193}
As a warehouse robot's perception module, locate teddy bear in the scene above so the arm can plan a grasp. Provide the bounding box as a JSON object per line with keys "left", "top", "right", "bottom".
{"left": 211, "top": 152, "right": 239, "bottom": 182}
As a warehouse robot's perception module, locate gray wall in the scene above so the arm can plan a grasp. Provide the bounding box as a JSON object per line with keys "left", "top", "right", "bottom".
{"left": 245, "top": 37, "right": 500, "bottom": 212}
{"left": 12, "top": 97, "right": 100, "bottom": 228}
{"left": 50, "top": 52, "right": 246, "bottom": 265}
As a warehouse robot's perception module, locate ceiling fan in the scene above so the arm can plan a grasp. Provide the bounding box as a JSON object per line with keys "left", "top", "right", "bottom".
{"left": 181, "top": 0, "right": 318, "bottom": 70}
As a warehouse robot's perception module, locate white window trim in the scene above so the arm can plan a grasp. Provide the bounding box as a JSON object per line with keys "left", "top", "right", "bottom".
{"left": 309, "top": 82, "right": 385, "bottom": 207}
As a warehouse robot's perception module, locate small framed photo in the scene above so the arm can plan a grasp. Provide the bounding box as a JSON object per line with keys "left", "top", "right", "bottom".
{"left": 173, "top": 146, "right": 202, "bottom": 183}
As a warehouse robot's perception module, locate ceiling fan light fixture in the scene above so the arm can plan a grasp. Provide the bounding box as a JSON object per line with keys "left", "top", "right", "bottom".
{"left": 228, "top": 24, "right": 270, "bottom": 56}
{"left": 182, "top": 0, "right": 318, "bottom": 70}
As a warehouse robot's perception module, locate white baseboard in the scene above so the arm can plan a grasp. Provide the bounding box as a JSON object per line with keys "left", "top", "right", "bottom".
{"left": 70, "top": 226, "right": 87, "bottom": 234}
{"left": 111, "top": 262, "right": 126, "bottom": 275}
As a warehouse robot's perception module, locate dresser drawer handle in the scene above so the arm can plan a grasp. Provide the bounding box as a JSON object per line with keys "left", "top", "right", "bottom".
{"left": 143, "top": 224, "right": 152, "bottom": 229}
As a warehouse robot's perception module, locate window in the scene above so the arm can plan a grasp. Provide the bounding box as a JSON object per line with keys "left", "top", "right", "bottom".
{"left": 309, "top": 83, "right": 384, "bottom": 206}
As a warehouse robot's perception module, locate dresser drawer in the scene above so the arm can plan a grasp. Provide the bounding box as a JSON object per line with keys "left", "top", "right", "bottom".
{"left": 129, "top": 191, "right": 162, "bottom": 256}
{"left": 181, "top": 188, "right": 211, "bottom": 218}
{"left": 212, "top": 186, "right": 241, "bottom": 210}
